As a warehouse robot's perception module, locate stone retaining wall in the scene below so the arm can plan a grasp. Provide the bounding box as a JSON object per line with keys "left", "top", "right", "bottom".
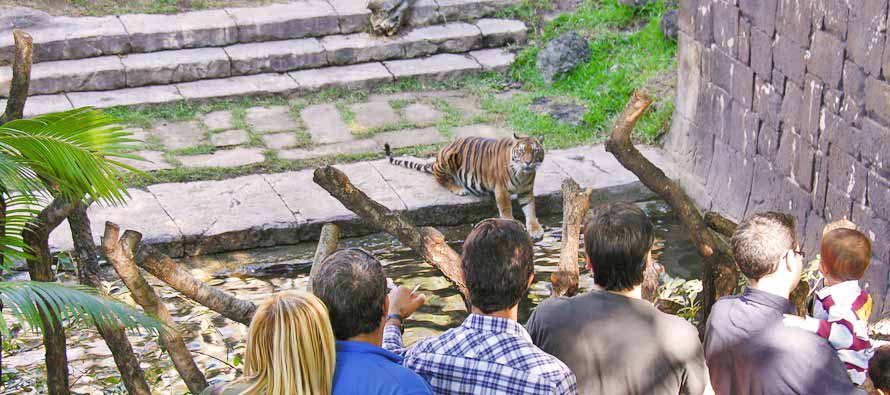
{"left": 666, "top": 0, "right": 890, "bottom": 317}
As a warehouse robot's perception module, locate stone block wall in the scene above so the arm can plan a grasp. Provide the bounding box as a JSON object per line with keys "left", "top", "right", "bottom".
{"left": 665, "top": 0, "right": 890, "bottom": 318}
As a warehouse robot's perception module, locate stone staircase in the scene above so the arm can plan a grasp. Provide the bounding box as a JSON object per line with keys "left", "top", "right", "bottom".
{"left": 0, "top": 0, "right": 526, "bottom": 117}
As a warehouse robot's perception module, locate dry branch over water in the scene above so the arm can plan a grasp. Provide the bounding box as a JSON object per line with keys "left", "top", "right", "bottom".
{"left": 551, "top": 178, "right": 591, "bottom": 297}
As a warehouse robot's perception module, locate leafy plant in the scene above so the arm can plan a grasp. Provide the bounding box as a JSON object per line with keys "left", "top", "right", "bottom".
{"left": 657, "top": 273, "right": 703, "bottom": 324}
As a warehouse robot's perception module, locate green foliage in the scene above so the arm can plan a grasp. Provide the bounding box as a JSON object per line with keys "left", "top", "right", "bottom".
{"left": 658, "top": 274, "right": 703, "bottom": 324}
{"left": 0, "top": 281, "right": 165, "bottom": 337}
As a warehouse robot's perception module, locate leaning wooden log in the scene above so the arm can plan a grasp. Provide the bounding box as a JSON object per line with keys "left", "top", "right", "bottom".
{"left": 704, "top": 211, "right": 737, "bottom": 239}
{"left": 132, "top": 240, "right": 257, "bottom": 325}
{"left": 101, "top": 223, "right": 208, "bottom": 395}
{"left": 22, "top": 196, "right": 77, "bottom": 395}
{"left": 0, "top": 30, "right": 33, "bottom": 124}
{"left": 604, "top": 90, "right": 739, "bottom": 328}
{"left": 551, "top": 178, "right": 591, "bottom": 297}
{"left": 313, "top": 165, "right": 470, "bottom": 302}
{"left": 310, "top": 223, "right": 341, "bottom": 289}
{"left": 69, "top": 204, "right": 151, "bottom": 395}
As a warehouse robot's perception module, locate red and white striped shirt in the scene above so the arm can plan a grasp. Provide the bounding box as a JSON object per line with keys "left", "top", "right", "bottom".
{"left": 801, "top": 280, "right": 874, "bottom": 385}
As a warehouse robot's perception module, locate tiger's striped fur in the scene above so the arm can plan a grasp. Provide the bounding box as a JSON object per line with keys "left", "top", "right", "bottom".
{"left": 384, "top": 135, "right": 545, "bottom": 239}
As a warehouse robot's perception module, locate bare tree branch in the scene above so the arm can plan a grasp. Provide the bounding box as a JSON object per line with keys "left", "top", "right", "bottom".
{"left": 551, "top": 178, "right": 591, "bottom": 297}
{"left": 1, "top": 30, "right": 33, "bottom": 124}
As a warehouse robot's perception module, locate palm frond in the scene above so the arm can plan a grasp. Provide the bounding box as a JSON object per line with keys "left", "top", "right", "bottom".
{"left": 0, "top": 193, "right": 40, "bottom": 268}
{"left": 0, "top": 108, "right": 143, "bottom": 206}
{"left": 0, "top": 281, "right": 165, "bottom": 337}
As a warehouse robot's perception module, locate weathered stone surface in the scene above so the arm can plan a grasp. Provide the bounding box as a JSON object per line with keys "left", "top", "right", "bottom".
{"left": 176, "top": 147, "right": 266, "bottom": 168}
{"left": 48, "top": 189, "right": 182, "bottom": 251}
{"left": 350, "top": 101, "right": 401, "bottom": 131}
{"left": 327, "top": 0, "right": 372, "bottom": 33}
{"left": 661, "top": 9, "right": 679, "bottom": 41}
{"left": 436, "top": 0, "right": 521, "bottom": 21}
{"left": 122, "top": 47, "right": 231, "bottom": 87}
{"left": 149, "top": 174, "right": 295, "bottom": 238}
{"left": 153, "top": 121, "right": 206, "bottom": 150}
{"left": 536, "top": 31, "right": 590, "bottom": 84}
{"left": 847, "top": 0, "right": 887, "bottom": 76}
{"left": 800, "top": 77, "right": 823, "bottom": 145}
{"left": 119, "top": 10, "right": 238, "bottom": 53}
{"left": 202, "top": 110, "right": 235, "bottom": 131}
{"left": 443, "top": 96, "right": 485, "bottom": 119}
{"left": 842, "top": 60, "right": 867, "bottom": 125}
{"left": 469, "top": 48, "right": 516, "bottom": 72}
{"left": 807, "top": 31, "right": 844, "bottom": 89}
{"left": 210, "top": 129, "right": 249, "bottom": 147}
{"left": 67, "top": 85, "right": 183, "bottom": 109}
{"left": 371, "top": 158, "right": 478, "bottom": 210}
{"left": 277, "top": 139, "right": 378, "bottom": 160}
{"left": 407, "top": 0, "right": 442, "bottom": 26}
{"left": 712, "top": 1, "right": 739, "bottom": 56}
{"left": 384, "top": 53, "right": 482, "bottom": 82}
{"left": 290, "top": 62, "right": 394, "bottom": 91}
{"left": 401, "top": 102, "right": 444, "bottom": 126}
{"left": 400, "top": 23, "right": 483, "bottom": 58}
{"left": 20, "top": 15, "right": 130, "bottom": 64}
{"left": 225, "top": 38, "right": 326, "bottom": 75}
{"left": 772, "top": 33, "right": 806, "bottom": 84}
{"left": 176, "top": 73, "right": 298, "bottom": 100}
{"left": 117, "top": 150, "right": 173, "bottom": 172}
{"left": 225, "top": 2, "right": 340, "bottom": 42}
{"left": 321, "top": 33, "right": 404, "bottom": 65}
{"left": 300, "top": 104, "right": 353, "bottom": 144}
{"left": 731, "top": 60, "right": 754, "bottom": 110}
{"left": 813, "top": 0, "right": 848, "bottom": 39}
{"left": 372, "top": 127, "right": 447, "bottom": 148}
{"left": 0, "top": 94, "right": 72, "bottom": 118}
{"left": 3, "top": 55, "right": 125, "bottom": 95}
{"left": 776, "top": 0, "right": 812, "bottom": 46}
{"left": 122, "top": 127, "right": 147, "bottom": 144}
{"left": 866, "top": 77, "right": 890, "bottom": 126}
{"left": 475, "top": 19, "right": 527, "bottom": 47}
{"left": 245, "top": 106, "right": 299, "bottom": 133}
{"left": 452, "top": 124, "right": 512, "bottom": 139}
{"left": 261, "top": 132, "right": 298, "bottom": 149}
{"left": 737, "top": 17, "right": 750, "bottom": 65}
{"left": 749, "top": 26, "right": 772, "bottom": 78}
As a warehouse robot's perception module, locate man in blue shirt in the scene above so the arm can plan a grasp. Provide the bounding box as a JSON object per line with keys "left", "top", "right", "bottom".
{"left": 313, "top": 248, "right": 431, "bottom": 395}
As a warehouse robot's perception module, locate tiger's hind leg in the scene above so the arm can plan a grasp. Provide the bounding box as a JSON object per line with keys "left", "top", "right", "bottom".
{"left": 518, "top": 187, "right": 543, "bottom": 240}
{"left": 434, "top": 167, "right": 469, "bottom": 196}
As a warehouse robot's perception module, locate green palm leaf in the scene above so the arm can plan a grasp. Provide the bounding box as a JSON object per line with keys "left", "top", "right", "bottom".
{"left": 0, "top": 281, "right": 165, "bottom": 337}
{"left": 0, "top": 107, "right": 143, "bottom": 205}
{"left": 0, "top": 193, "right": 40, "bottom": 266}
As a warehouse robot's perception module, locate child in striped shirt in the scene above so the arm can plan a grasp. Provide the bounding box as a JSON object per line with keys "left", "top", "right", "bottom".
{"left": 790, "top": 227, "right": 875, "bottom": 385}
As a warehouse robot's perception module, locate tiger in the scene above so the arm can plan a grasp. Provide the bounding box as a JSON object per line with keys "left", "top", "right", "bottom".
{"left": 384, "top": 134, "right": 546, "bottom": 239}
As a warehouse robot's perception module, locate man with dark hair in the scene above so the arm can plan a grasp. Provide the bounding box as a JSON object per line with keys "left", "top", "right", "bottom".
{"left": 384, "top": 218, "right": 577, "bottom": 394}
{"left": 526, "top": 201, "right": 706, "bottom": 394}
{"left": 312, "top": 248, "right": 431, "bottom": 395}
{"left": 704, "top": 212, "right": 862, "bottom": 394}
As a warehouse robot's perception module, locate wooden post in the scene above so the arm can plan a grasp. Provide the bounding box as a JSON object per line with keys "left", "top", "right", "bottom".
{"left": 604, "top": 91, "right": 739, "bottom": 328}
{"left": 1, "top": 30, "right": 33, "bottom": 124}
{"left": 312, "top": 166, "right": 470, "bottom": 303}
{"left": 101, "top": 223, "right": 208, "bottom": 395}
{"left": 22, "top": 196, "right": 77, "bottom": 395}
{"left": 68, "top": 204, "right": 151, "bottom": 395}
{"left": 310, "top": 223, "right": 340, "bottom": 291}
{"left": 550, "top": 178, "right": 591, "bottom": 297}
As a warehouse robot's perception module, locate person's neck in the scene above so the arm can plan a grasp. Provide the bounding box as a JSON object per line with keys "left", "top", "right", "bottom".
{"left": 823, "top": 274, "right": 843, "bottom": 287}
{"left": 605, "top": 284, "right": 643, "bottom": 300}
{"left": 748, "top": 277, "right": 791, "bottom": 299}
{"left": 346, "top": 327, "right": 383, "bottom": 347}
{"left": 471, "top": 305, "right": 518, "bottom": 321}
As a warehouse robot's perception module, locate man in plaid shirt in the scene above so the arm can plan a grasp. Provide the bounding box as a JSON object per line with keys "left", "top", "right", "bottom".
{"left": 383, "top": 219, "right": 578, "bottom": 395}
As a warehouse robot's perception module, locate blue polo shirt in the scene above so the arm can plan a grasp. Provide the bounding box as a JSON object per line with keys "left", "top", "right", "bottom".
{"left": 332, "top": 340, "right": 431, "bottom": 395}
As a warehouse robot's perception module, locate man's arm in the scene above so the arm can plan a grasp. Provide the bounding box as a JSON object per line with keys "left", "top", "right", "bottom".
{"left": 381, "top": 285, "right": 426, "bottom": 356}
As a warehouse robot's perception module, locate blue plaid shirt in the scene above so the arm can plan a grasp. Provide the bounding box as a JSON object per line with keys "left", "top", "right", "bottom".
{"left": 383, "top": 314, "right": 578, "bottom": 395}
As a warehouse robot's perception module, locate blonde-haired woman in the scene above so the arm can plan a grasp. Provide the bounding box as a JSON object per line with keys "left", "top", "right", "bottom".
{"left": 203, "top": 291, "right": 336, "bottom": 395}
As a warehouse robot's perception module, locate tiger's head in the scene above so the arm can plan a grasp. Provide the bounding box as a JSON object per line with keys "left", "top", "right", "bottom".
{"left": 510, "top": 134, "right": 545, "bottom": 174}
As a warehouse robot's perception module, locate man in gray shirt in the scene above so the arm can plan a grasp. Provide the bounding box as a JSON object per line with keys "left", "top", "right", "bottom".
{"left": 526, "top": 202, "right": 706, "bottom": 394}
{"left": 704, "top": 212, "right": 862, "bottom": 395}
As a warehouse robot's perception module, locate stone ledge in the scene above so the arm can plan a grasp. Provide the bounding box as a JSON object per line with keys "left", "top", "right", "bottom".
{"left": 48, "top": 145, "right": 676, "bottom": 257}
{"left": 0, "top": 0, "right": 520, "bottom": 65}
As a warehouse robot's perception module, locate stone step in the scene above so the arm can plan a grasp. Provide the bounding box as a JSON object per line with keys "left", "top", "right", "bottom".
{"left": 2, "top": 50, "right": 516, "bottom": 117}
{"left": 47, "top": 144, "right": 679, "bottom": 257}
{"left": 0, "top": 0, "right": 521, "bottom": 66}
{"left": 0, "top": 19, "right": 525, "bottom": 96}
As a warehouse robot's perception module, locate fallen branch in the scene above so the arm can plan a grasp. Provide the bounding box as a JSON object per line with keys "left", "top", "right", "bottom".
{"left": 69, "top": 204, "right": 151, "bottom": 395}
{"left": 310, "top": 223, "right": 341, "bottom": 289}
{"left": 101, "top": 223, "right": 207, "bottom": 395}
{"left": 605, "top": 91, "right": 739, "bottom": 327}
{"left": 551, "top": 178, "right": 591, "bottom": 297}
{"left": 1, "top": 30, "right": 33, "bottom": 124}
{"left": 133, "top": 241, "right": 256, "bottom": 325}
{"left": 313, "top": 166, "right": 469, "bottom": 302}
{"left": 704, "top": 212, "right": 737, "bottom": 238}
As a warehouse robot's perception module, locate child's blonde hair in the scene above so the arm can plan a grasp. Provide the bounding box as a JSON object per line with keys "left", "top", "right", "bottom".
{"left": 821, "top": 228, "right": 871, "bottom": 282}
{"left": 239, "top": 291, "right": 336, "bottom": 395}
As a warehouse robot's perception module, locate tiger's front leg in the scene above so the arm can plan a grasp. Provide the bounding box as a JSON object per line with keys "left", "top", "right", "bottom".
{"left": 518, "top": 188, "right": 543, "bottom": 240}
{"left": 494, "top": 183, "right": 514, "bottom": 220}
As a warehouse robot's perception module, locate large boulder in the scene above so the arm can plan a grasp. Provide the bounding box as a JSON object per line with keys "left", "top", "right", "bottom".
{"left": 368, "top": 0, "right": 415, "bottom": 36}
{"left": 0, "top": 7, "right": 52, "bottom": 31}
{"left": 660, "top": 9, "right": 679, "bottom": 41}
{"left": 536, "top": 31, "right": 590, "bottom": 84}
{"left": 530, "top": 96, "right": 587, "bottom": 126}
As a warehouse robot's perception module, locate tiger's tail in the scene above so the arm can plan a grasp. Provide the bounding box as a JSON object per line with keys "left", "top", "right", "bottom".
{"left": 384, "top": 143, "right": 433, "bottom": 174}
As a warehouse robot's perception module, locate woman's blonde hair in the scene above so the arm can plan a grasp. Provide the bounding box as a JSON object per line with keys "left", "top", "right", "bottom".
{"left": 239, "top": 291, "right": 336, "bottom": 395}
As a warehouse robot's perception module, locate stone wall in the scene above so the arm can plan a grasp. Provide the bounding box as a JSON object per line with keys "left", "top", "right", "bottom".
{"left": 665, "top": 0, "right": 890, "bottom": 318}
